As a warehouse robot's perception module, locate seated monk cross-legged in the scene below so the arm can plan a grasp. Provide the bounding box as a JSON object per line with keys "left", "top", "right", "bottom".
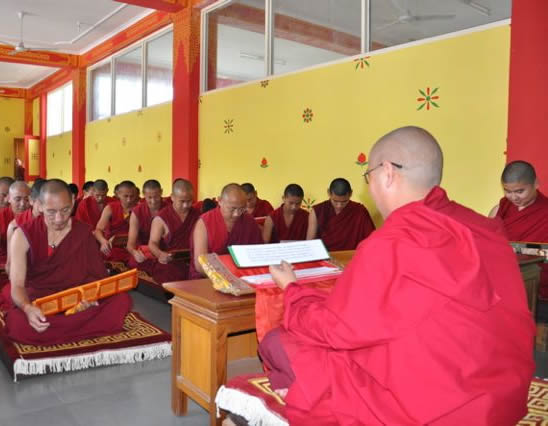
{"left": 75, "top": 179, "right": 112, "bottom": 229}
{"left": 190, "top": 183, "right": 263, "bottom": 279}
{"left": 148, "top": 179, "right": 200, "bottom": 283}
{"left": 263, "top": 183, "right": 309, "bottom": 243}
{"left": 307, "top": 177, "right": 375, "bottom": 250}
{"left": 1, "top": 179, "right": 131, "bottom": 346}
{"left": 257, "top": 126, "right": 534, "bottom": 425}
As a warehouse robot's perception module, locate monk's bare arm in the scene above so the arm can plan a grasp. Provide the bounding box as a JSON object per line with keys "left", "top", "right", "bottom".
{"left": 10, "top": 228, "right": 50, "bottom": 332}
{"left": 149, "top": 217, "right": 171, "bottom": 263}
{"left": 127, "top": 213, "right": 145, "bottom": 262}
{"left": 192, "top": 218, "right": 208, "bottom": 275}
{"left": 94, "top": 205, "right": 113, "bottom": 254}
{"left": 262, "top": 216, "right": 274, "bottom": 243}
{"left": 306, "top": 208, "right": 318, "bottom": 240}
{"left": 488, "top": 204, "right": 499, "bottom": 218}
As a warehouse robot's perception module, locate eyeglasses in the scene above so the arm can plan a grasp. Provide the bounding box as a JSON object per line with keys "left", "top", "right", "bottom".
{"left": 363, "top": 162, "right": 403, "bottom": 184}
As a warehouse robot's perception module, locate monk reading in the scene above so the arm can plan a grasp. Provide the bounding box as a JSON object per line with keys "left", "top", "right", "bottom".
{"left": 2, "top": 179, "right": 131, "bottom": 345}
{"left": 82, "top": 180, "right": 94, "bottom": 198}
{"left": 241, "top": 183, "right": 274, "bottom": 218}
{"left": 257, "top": 126, "right": 534, "bottom": 425}
{"left": 0, "top": 176, "right": 15, "bottom": 209}
{"left": 127, "top": 179, "right": 166, "bottom": 273}
{"left": 94, "top": 180, "right": 137, "bottom": 262}
{"left": 75, "top": 179, "right": 111, "bottom": 229}
{"left": 489, "top": 160, "right": 548, "bottom": 298}
{"left": 307, "top": 177, "right": 375, "bottom": 250}
{"left": 0, "top": 181, "right": 30, "bottom": 264}
{"left": 263, "top": 184, "right": 309, "bottom": 243}
{"left": 148, "top": 179, "right": 200, "bottom": 283}
{"left": 190, "top": 183, "right": 263, "bottom": 279}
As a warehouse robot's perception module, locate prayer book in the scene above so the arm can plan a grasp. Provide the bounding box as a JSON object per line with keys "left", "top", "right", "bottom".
{"left": 510, "top": 241, "right": 548, "bottom": 259}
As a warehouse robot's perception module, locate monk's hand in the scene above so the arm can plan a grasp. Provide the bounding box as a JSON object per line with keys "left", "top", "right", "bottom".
{"left": 23, "top": 304, "right": 50, "bottom": 333}
{"left": 158, "top": 252, "right": 172, "bottom": 264}
{"left": 100, "top": 240, "right": 112, "bottom": 255}
{"left": 79, "top": 300, "right": 99, "bottom": 312}
{"left": 133, "top": 249, "right": 146, "bottom": 263}
{"left": 269, "top": 261, "right": 296, "bottom": 290}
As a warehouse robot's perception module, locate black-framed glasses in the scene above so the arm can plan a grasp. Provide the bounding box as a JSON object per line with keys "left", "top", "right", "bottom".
{"left": 363, "top": 162, "right": 403, "bottom": 184}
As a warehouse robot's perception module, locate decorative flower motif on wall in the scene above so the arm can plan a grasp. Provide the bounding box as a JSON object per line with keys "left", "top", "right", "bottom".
{"left": 157, "top": 131, "right": 162, "bottom": 143}
{"left": 108, "top": 165, "right": 111, "bottom": 172}
{"left": 122, "top": 137, "right": 127, "bottom": 146}
{"left": 355, "top": 152, "right": 368, "bottom": 167}
{"left": 354, "top": 56, "right": 371, "bottom": 70}
{"left": 417, "top": 87, "right": 440, "bottom": 111}
{"left": 302, "top": 108, "right": 313, "bottom": 123}
{"left": 4, "top": 127, "right": 10, "bottom": 133}
{"left": 138, "top": 165, "right": 142, "bottom": 172}
{"left": 224, "top": 119, "right": 234, "bottom": 134}
{"left": 68, "top": 149, "right": 71, "bottom": 156}
{"left": 260, "top": 157, "right": 269, "bottom": 168}
{"left": 260, "top": 80, "right": 269, "bottom": 88}
{"left": 303, "top": 197, "right": 315, "bottom": 211}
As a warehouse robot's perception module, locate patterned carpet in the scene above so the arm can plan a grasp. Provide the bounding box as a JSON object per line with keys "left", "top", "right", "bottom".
{"left": 519, "top": 379, "right": 548, "bottom": 425}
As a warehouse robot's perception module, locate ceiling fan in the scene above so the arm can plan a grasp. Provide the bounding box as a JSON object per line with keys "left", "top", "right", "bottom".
{"left": 376, "top": 0, "right": 456, "bottom": 32}
{"left": 0, "top": 11, "right": 58, "bottom": 55}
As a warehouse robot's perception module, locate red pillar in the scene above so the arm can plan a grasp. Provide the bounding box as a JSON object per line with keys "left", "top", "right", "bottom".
{"left": 39, "top": 93, "right": 47, "bottom": 178}
{"left": 72, "top": 68, "right": 86, "bottom": 188}
{"left": 23, "top": 98, "right": 33, "bottom": 135}
{"left": 171, "top": 6, "right": 200, "bottom": 191}
{"left": 507, "top": 0, "right": 548, "bottom": 191}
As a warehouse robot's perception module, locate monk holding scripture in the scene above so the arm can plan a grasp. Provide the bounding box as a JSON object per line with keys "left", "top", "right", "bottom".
{"left": 489, "top": 160, "right": 548, "bottom": 298}
{"left": 241, "top": 183, "right": 273, "bottom": 218}
{"left": 0, "top": 181, "right": 30, "bottom": 264}
{"left": 307, "top": 177, "right": 375, "bottom": 250}
{"left": 263, "top": 184, "right": 309, "bottom": 243}
{"left": 258, "top": 126, "right": 534, "bottom": 425}
{"left": 190, "top": 183, "right": 263, "bottom": 279}
{"left": 0, "top": 177, "right": 15, "bottom": 209}
{"left": 148, "top": 179, "right": 200, "bottom": 283}
{"left": 75, "top": 179, "right": 111, "bottom": 229}
{"left": 2, "top": 179, "right": 131, "bottom": 345}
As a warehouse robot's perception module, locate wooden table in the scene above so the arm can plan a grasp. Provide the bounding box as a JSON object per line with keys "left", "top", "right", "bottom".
{"left": 163, "top": 251, "right": 540, "bottom": 425}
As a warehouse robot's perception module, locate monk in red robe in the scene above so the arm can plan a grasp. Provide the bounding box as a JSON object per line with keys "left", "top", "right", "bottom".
{"left": 241, "top": 183, "right": 274, "bottom": 218}
{"left": 0, "top": 181, "right": 30, "bottom": 264}
{"left": 1, "top": 179, "right": 131, "bottom": 345}
{"left": 127, "top": 179, "right": 165, "bottom": 274}
{"left": 94, "top": 180, "right": 137, "bottom": 262}
{"left": 82, "top": 180, "right": 94, "bottom": 199}
{"left": 0, "top": 176, "right": 14, "bottom": 209}
{"left": 258, "top": 127, "right": 534, "bottom": 425}
{"left": 75, "top": 179, "right": 111, "bottom": 229}
{"left": 190, "top": 183, "right": 263, "bottom": 279}
{"left": 263, "top": 184, "right": 309, "bottom": 243}
{"left": 148, "top": 179, "right": 200, "bottom": 283}
{"left": 489, "top": 160, "right": 548, "bottom": 298}
{"left": 307, "top": 177, "right": 375, "bottom": 250}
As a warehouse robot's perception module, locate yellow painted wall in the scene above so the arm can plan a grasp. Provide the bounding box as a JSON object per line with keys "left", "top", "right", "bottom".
{"left": 32, "top": 97, "right": 40, "bottom": 136}
{"left": 199, "top": 25, "right": 510, "bottom": 223}
{"left": 0, "top": 97, "right": 24, "bottom": 178}
{"left": 86, "top": 102, "right": 172, "bottom": 192}
{"left": 47, "top": 131, "right": 72, "bottom": 182}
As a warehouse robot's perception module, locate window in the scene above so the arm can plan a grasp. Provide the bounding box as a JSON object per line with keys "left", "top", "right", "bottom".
{"left": 115, "top": 46, "right": 143, "bottom": 115}
{"left": 146, "top": 30, "right": 173, "bottom": 106}
{"left": 90, "top": 61, "right": 112, "bottom": 121}
{"left": 47, "top": 82, "right": 72, "bottom": 137}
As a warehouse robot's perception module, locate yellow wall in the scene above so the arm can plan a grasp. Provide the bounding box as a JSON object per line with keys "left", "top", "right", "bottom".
{"left": 0, "top": 97, "right": 24, "bottom": 177}
{"left": 199, "top": 25, "right": 510, "bottom": 222}
{"left": 32, "top": 97, "right": 40, "bottom": 136}
{"left": 47, "top": 131, "right": 72, "bottom": 182}
{"left": 86, "top": 102, "right": 172, "bottom": 192}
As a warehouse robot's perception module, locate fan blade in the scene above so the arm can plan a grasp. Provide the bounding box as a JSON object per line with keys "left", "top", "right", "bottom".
{"left": 24, "top": 47, "right": 59, "bottom": 51}
{"left": 374, "top": 20, "right": 401, "bottom": 32}
{"left": 0, "top": 40, "right": 17, "bottom": 47}
{"left": 412, "top": 14, "right": 456, "bottom": 21}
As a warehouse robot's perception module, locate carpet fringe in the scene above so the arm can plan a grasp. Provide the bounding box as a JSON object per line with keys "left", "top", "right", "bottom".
{"left": 215, "top": 385, "right": 288, "bottom": 426}
{"left": 13, "top": 342, "right": 172, "bottom": 382}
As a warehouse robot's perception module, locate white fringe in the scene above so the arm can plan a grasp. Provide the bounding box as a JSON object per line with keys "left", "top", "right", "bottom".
{"left": 215, "top": 385, "right": 288, "bottom": 426}
{"left": 12, "top": 342, "right": 172, "bottom": 382}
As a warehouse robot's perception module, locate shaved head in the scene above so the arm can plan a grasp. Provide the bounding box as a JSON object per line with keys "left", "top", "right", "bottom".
{"left": 93, "top": 179, "right": 108, "bottom": 192}
{"left": 143, "top": 179, "right": 162, "bottom": 192}
{"left": 501, "top": 161, "right": 536, "bottom": 184}
{"left": 171, "top": 179, "right": 194, "bottom": 215}
{"left": 370, "top": 126, "right": 443, "bottom": 190}
{"left": 9, "top": 180, "right": 30, "bottom": 195}
{"left": 8, "top": 181, "right": 31, "bottom": 214}
{"left": 221, "top": 183, "right": 245, "bottom": 200}
{"left": 173, "top": 178, "right": 194, "bottom": 194}
{"left": 39, "top": 179, "right": 72, "bottom": 202}
{"left": 0, "top": 176, "right": 15, "bottom": 187}
{"left": 219, "top": 183, "right": 246, "bottom": 224}
{"left": 39, "top": 179, "right": 73, "bottom": 231}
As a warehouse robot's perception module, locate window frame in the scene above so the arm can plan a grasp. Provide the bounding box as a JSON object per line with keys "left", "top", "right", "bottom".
{"left": 46, "top": 81, "right": 73, "bottom": 137}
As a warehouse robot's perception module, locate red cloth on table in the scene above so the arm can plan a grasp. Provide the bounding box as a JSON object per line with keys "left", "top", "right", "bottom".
{"left": 151, "top": 205, "right": 200, "bottom": 283}
{"left": 75, "top": 196, "right": 112, "bottom": 229}
{"left": 1, "top": 217, "right": 131, "bottom": 345}
{"left": 262, "top": 186, "right": 534, "bottom": 425}
{"left": 313, "top": 200, "right": 375, "bottom": 250}
{"left": 250, "top": 198, "right": 273, "bottom": 218}
{"left": 497, "top": 191, "right": 548, "bottom": 298}
{"left": 188, "top": 207, "right": 263, "bottom": 279}
{"left": 269, "top": 205, "right": 309, "bottom": 243}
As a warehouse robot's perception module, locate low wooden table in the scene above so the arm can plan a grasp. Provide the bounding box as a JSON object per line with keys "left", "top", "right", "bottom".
{"left": 164, "top": 251, "right": 540, "bottom": 425}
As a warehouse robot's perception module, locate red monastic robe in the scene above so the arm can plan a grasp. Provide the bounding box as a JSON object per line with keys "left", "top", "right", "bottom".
{"left": 102, "top": 200, "right": 131, "bottom": 263}
{"left": 189, "top": 207, "right": 263, "bottom": 279}
{"left": 497, "top": 191, "right": 548, "bottom": 298}
{"left": 269, "top": 206, "right": 309, "bottom": 243}
{"left": 75, "top": 196, "right": 111, "bottom": 229}
{"left": 313, "top": 200, "right": 375, "bottom": 250}
{"left": 251, "top": 198, "right": 274, "bottom": 218}
{"left": 15, "top": 209, "right": 35, "bottom": 226}
{"left": 151, "top": 205, "right": 200, "bottom": 283}
{"left": 262, "top": 187, "right": 534, "bottom": 425}
{"left": 2, "top": 217, "right": 132, "bottom": 345}
{"left": 0, "top": 207, "right": 15, "bottom": 263}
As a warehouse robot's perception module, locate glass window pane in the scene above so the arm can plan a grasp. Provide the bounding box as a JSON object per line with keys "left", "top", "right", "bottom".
{"left": 90, "top": 62, "right": 112, "bottom": 121}
{"left": 146, "top": 31, "right": 173, "bottom": 107}
{"left": 371, "top": 0, "right": 511, "bottom": 51}
{"left": 115, "top": 46, "right": 143, "bottom": 115}
{"left": 63, "top": 83, "right": 72, "bottom": 132}
{"left": 47, "top": 89, "right": 62, "bottom": 137}
{"left": 207, "top": 0, "right": 265, "bottom": 91}
{"left": 273, "top": 0, "right": 360, "bottom": 75}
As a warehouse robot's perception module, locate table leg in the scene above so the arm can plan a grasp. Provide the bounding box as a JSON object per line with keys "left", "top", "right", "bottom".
{"left": 210, "top": 324, "right": 228, "bottom": 426}
{"left": 171, "top": 306, "right": 188, "bottom": 415}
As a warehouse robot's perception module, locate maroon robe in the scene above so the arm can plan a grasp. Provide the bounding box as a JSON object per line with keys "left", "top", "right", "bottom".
{"left": 15, "top": 209, "right": 35, "bottom": 226}
{"left": 497, "top": 191, "right": 548, "bottom": 297}
{"left": 250, "top": 198, "right": 274, "bottom": 218}
{"left": 1, "top": 217, "right": 131, "bottom": 345}
{"left": 189, "top": 207, "right": 263, "bottom": 279}
{"left": 151, "top": 205, "right": 200, "bottom": 284}
{"left": 75, "top": 196, "right": 111, "bottom": 229}
{"left": 102, "top": 200, "right": 131, "bottom": 263}
{"left": 261, "top": 187, "right": 534, "bottom": 425}
{"left": 269, "top": 206, "right": 309, "bottom": 243}
{"left": 0, "top": 207, "right": 15, "bottom": 263}
{"left": 313, "top": 199, "right": 375, "bottom": 250}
